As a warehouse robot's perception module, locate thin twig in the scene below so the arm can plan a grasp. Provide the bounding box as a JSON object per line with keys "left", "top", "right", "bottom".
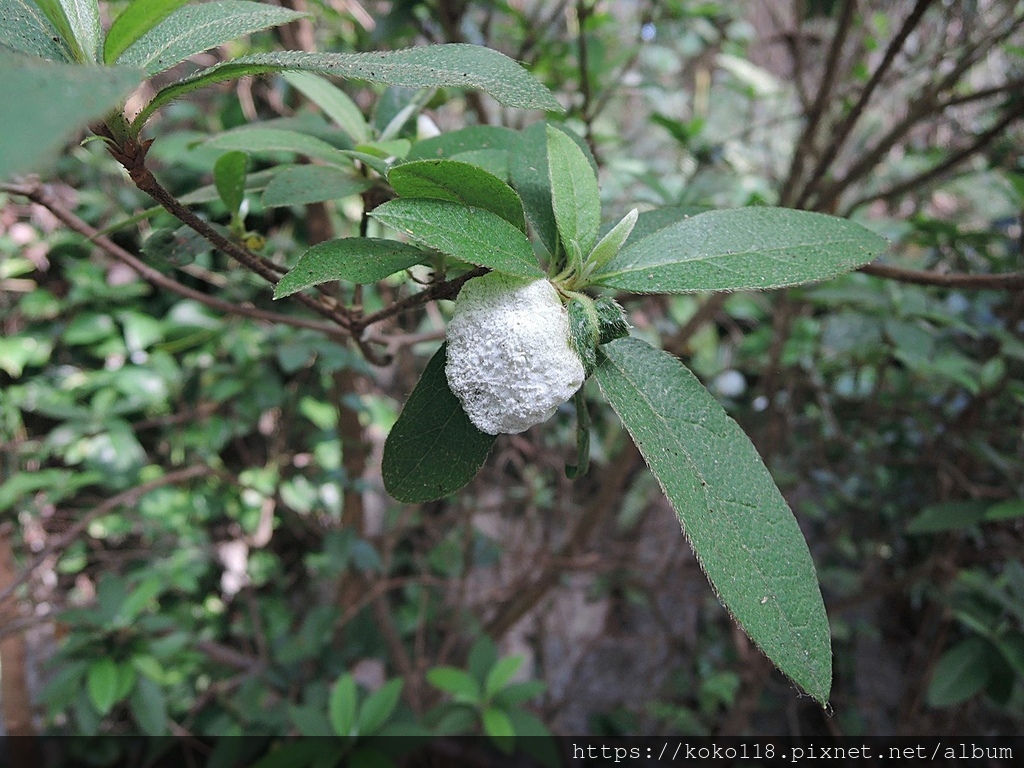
{"left": 2, "top": 181, "right": 350, "bottom": 341}
{"left": 0, "top": 466, "right": 213, "bottom": 607}
{"left": 858, "top": 263, "right": 1024, "bottom": 291}
{"left": 353, "top": 266, "right": 487, "bottom": 332}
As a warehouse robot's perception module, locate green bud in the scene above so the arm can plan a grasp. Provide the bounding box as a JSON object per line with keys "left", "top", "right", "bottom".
{"left": 594, "top": 297, "right": 630, "bottom": 345}
{"left": 567, "top": 295, "right": 600, "bottom": 376}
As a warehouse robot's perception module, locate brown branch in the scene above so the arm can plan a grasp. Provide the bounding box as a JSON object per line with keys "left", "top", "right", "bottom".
{"left": 794, "top": 0, "right": 935, "bottom": 208}
{"left": 779, "top": 0, "right": 858, "bottom": 207}
{"left": 2, "top": 181, "right": 349, "bottom": 341}
{"left": 0, "top": 466, "right": 213, "bottom": 607}
{"left": 842, "top": 101, "right": 1024, "bottom": 214}
{"left": 353, "top": 266, "right": 487, "bottom": 333}
{"left": 859, "top": 263, "right": 1024, "bottom": 290}
{"left": 97, "top": 130, "right": 353, "bottom": 330}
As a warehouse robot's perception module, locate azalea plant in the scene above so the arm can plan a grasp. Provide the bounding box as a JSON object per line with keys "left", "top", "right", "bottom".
{"left": 2, "top": 0, "right": 889, "bottom": 719}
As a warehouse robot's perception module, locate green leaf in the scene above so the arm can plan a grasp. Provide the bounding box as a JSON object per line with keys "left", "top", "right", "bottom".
{"left": 328, "top": 674, "right": 358, "bottom": 737}
{"left": 484, "top": 656, "right": 522, "bottom": 699}
{"left": 906, "top": 500, "right": 989, "bottom": 533}
{"left": 510, "top": 121, "right": 558, "bottom": 255}
{"left": 116, "top": 0, "right": 305, "bottom": 75}
{"left": 103, "top": 0, "right": 189, "bottom": 64}
{"left": 0, "top": 0, "right": 71, "bottom": 60}
{"left": 594, "top": 208, "right": 888, "bottom": 293}
{"left": 984, "top": 499, "right": 1024, "bottom": 522}
{"left": 491, "top": 680, "right": 545, "bottom": 707}
{"left": 388, "top": 159, "right": 526, "bottom": 231}
{"left": 214, "top": 150, "right": 248, "bottom": 215}
{"left": 593, "top": 337, "right": 831, "bottom": 703}
{"left": 0, "top": 52, "right": 143, "bottom": 179}
{"left": 467, "top": 635, "right": 498, "bottom": 683}
{"left": 288, "top": 704, "right": 333, "bottom": 737}
{"left": 115, "top": 576, "right": 164, "bottom": 624}
{"left": 128, "top": 675, "right": 167, "bottom": 736}
{"left": 547, "top": 125, "right": 601, "bottom": 255}
{"left": 926, "top": 637, "right": 992, "bottom": 707}
{"left": 205, "top": 127, "right": 350, "bottom": 166}
{"left": 587, "top": 208, "right": 638, "bottom": 275}
{"left": 426, "top": 667, "right": 481, "bottom": 703}
{"left": 87, "top": 658, "right": 120, "bottom": 716}
{"left": 371, "top": 199, "right": 542, "bottom": 278}
{"left": 274, "top": 238, "right": 425, "bottom": 297}
{"left": 382, "top": 345, "right": 496, "bottom": 502}
{"left": 482, "top": 707, "right": 516, "bottom": 739}
{"left": 617, "top": 205, "right": 712, "bottom": 247}
{"left": 262, "top": 165, "right": 371, "bottom": 208}
{"left": 407, "top": 125, "right": 519, "bottom": 161}
{"left": 357, "top": 678, "right": 404, "bottom": 735}
{"left": 283, "top": 70, "right": 369, "bottom": 144}
{"left": 135, "top": 45, "right": 561, "bottom": 128}
{"left": 36, "top": 0, "right": 100, "bottom": 61}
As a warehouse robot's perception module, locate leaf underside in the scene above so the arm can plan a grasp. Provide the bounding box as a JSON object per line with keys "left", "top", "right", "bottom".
{"left": 594, "top": 337, "right": 832, "bottom": 704}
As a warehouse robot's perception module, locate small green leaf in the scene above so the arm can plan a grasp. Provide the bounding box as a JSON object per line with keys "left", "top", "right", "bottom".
{"left": 115, "top": 576, "right": 164, "bottom": 624}
{"left": 283, "top": 71, "right": 369, "bottom": 143}
{"left": 427, "top": 667, "right": 481, "bottom": 703}
{"left": 371, "top": 199, "right": 543, "bottom": 278}
{"left": 388, "top": 160, "right": 526, "bottom": 231}
{"left": 984, "top": 499, "right": 1024, "bottom": 522}
{"left": 907, "top": 501, "right": 989, "bottom": 533}
{"left": 275, "top": 238, "right": 425, "bottom": 298}
{"left": 115, "top": 0, "right": 305, "bottom": 75}
{"left": 482, "top": 707, "right": 516, "bottom": 739}
{"left": 128, "top": 675, "right": 167, "bottom": 736}
{"left": 103, "top": 0, "right": 189, "bottom": 64}
{"left": 382, "top": 345, "right": 496, "bottom": 502}
{"left": 87, "top": 658, "right": 120, "bottom": 716}
{"left": 587, "top": 208, "right": 638, "bottom": 275}
{"left": 135, "top": 45, "right": 561, "bottom": 128}
{"left": 262, "top": 165, "right": 370, "bottom": 208}
{"left": 0, "top": 52, "right": 143, "bottom": 179}
{"left": 547, "top": 125, "right": 601, "bottom": 255}
{"left": 214, "top": 150, "right": 248, "bottom": 215}
{"left": 328, "top": 674, "right": 358, "bottom": 737}
{"left": 510, "top": 121, "right": 558, "bottom": 255}
{"left": 467, "top": 635, "right": 498, "bottom": 683}
{"left": 492, "top": 680, "right": 545, "bottom": 707}
{"left": 408, "top": 125, "right": 519, "bottom": 162}
{"left": 594, "top": 208, "right": 888, "bottom": 293}
{"left": 288, "top": 704, "right": 333, "bottom": 736}
{"left": 1, "top": 0, "right": 71, "bottom": 60}
{"left": 594, "top": 337, "right": 831, "bottom": 703}
{"left": 205, "top": 127, "right": 350, "bottom": 166}
{"left": 484, "top": 656, "right": 523, "bottom": 699}
{"left": 926, "top": 638, "right": 992, "bottom": 707}
{"left": 357, "top": 678, "right": 404, "bottom": 735}
{"left": 37, "top": 0, "right": 100, "bottom": 61}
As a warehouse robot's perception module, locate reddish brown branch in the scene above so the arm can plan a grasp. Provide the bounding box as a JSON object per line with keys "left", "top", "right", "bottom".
{"left": 859, "top": 263, "right": 1024, "bottom": 290}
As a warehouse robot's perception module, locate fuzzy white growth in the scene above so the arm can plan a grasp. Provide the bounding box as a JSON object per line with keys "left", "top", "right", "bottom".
{"left": 445, "top": 273, "right": 585, "bottom": 435}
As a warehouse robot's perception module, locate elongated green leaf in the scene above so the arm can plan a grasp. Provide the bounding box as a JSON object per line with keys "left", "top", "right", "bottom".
{"left": 328, "top": 674, "right": 358, "bottom": 737}
{"left": 128, "top": 676, "right": 167, "bottom": 736}
{"left": 482, "top": 707, "right": 515, "bottom": 739}
{"left": 87, "top": 658, "right": 120, "bottom": 716}
{"left": 594, "top": 337, "right": 831, "bottom": 703}
{"left": 926, "top": 638, "right": 992, "bottom": 707}
{"left": 103, "top": 0, "right": 189, "bottom": 64}
{"left": 35, "top": 0, "right": 100, "bottom": 60}
{"left": 135, "top": 45, "right": 561, "bottom": 128}
{"left": 382, "top": 345, "right": 496, "bottom": 502}
{"left": 1, "top": 0, "right": 71, "bottom": 60}
{"left": 547, "top": 125, "right": 601, "bottom": 255}
{"left": 587, "top": 208, "right": 638, "bottom": 274}
{"left": 205, "top": 128, "right": 350, "bottom": 166}
{"left": 594, "top": 208, "right": 887, "bottom": 293}
{"left": 510, "top": 121, "right": 558, "bottom": 255}
{"left": 283, "top": 71, "right": 368, "bottom": 143}
{"left": 116, "top": 0, "right": 305, "bottom": 75}
{"left": 357, "top": 678, "right": 404, "bottom": 735}
{"left": 371, "top": 199, "right": 543, "bottom": 278}
{"left": 0, "top": 52, "right": 143, "bottom": 179}
{"left": 274, "top": 238, "right": 425, "bottom": 297}
{"left": 262, "top": 165, "right": 370, "bottom": 207}
{"left": 484, "top": 656, "right": 523, "bottom": 699}
{"left": 407, "top": 125, "right": 519, "bottom": 161}
{"left": 388, "top": 160, "right": 526, "bottom": 231}
{"left": 426, "top": 667, "right": 481, "bottom": 702}
{"left": 214, "top": 150, "right": 247, "bottom": 215}
{"left": 906, "top": 500, "right": 989, "bottom": 534}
